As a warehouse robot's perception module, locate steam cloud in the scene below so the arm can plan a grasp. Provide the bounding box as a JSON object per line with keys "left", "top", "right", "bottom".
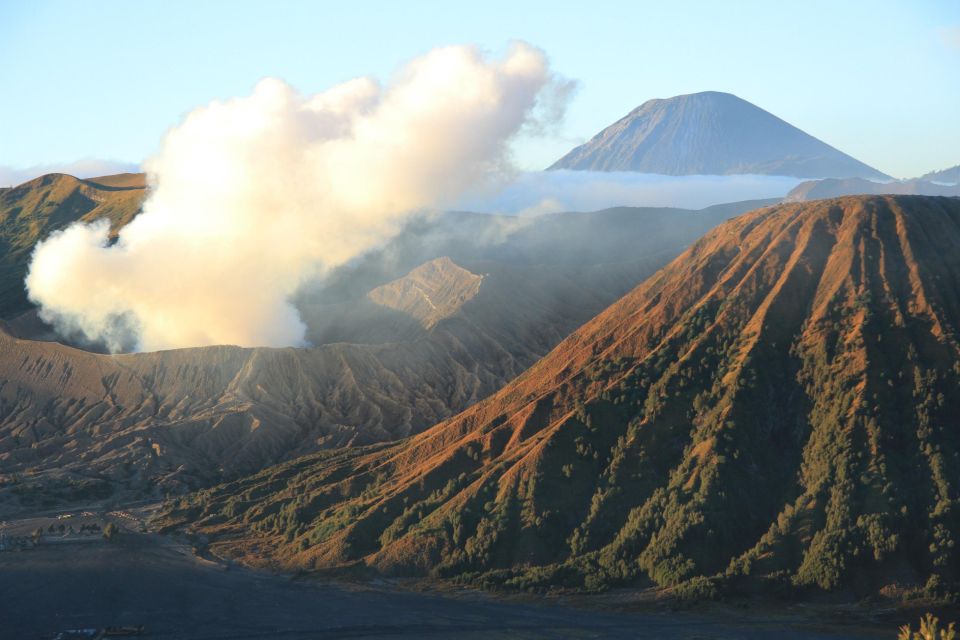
{"left": 26, "top": 43, "right": 567, "bottom": 352}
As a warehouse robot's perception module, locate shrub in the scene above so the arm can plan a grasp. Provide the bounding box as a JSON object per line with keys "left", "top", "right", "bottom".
{"left": 672, "top": 575, "right": 721, "bottom": 602}
{"left": 899, "top": 613, "right": 956, "bottom": 640}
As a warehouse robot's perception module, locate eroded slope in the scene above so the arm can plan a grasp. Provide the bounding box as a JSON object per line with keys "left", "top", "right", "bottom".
{"left": 2, "top": 200, "right": 766, "bottom": 507}
{"left": 367, "top": 257, "right": 483, "bottom": 329}
{"left": 165, "top": 195, "right": 960, "bottom": 600}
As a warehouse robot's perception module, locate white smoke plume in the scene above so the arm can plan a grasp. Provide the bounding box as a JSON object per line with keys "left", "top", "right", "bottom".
{"left": 26, "top": 43, "right": 567, "bottom": 352}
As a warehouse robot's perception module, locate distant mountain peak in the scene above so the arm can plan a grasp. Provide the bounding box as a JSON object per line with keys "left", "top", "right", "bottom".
{"left": 367, "top": 256, "right": 483, "bottom": 329}
{"left": 550, "top": 91, "right": 890, "bottom": 180}
{"left": 920, "top": 164, "right": 960, "bottom": 185}
{"left": 785, "top": 176, "right": 960, "bottom": 202}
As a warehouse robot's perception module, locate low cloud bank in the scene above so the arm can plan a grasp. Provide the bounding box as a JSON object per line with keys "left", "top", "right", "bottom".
{"left": 457, "top": 170, "right": 803, "bottom": 215}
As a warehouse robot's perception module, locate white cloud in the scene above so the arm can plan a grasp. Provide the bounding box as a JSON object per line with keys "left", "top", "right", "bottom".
{"left": 26, "top": 43, "right": 569, "bottom": 352}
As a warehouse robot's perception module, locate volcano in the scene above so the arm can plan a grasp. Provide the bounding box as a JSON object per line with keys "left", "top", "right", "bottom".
{"left": 550, "top": 91, "right": 890, "bottom": 180}
{"left": 1, "top": 175, "right": 767, "bottom": 507}
{"left": 165, "top": 195, "right": 960, "bottom": 599}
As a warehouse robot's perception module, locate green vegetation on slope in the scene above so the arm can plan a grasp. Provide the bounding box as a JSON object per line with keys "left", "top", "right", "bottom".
{"left": 0, "top": 173, "right": 145, "bottom": 316}
{"left": 900, "top": 614, "right": 957, "bottom": 640}
{"left": 161, "top": 195, "right": 960, "bottom": 602}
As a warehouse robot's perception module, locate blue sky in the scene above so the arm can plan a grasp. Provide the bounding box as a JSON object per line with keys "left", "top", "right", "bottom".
{"left": 1, "top": 0, "right": 958, "bottom": 179}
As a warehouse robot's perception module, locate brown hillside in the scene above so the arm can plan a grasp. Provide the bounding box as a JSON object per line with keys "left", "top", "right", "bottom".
{"left": 83, "top": 172, "right": 147, "bottom": 190}
{"left": 0, "top": 172, "right": 146, "bottom": 315}
{"left": 163, "top": 195, "right": 960, "bottom": 600}
{"left": 2, "top": 197, "right": 768, "bottom": 509}
{"left": 367, "top": 257, "right": 484, "bottom": 329}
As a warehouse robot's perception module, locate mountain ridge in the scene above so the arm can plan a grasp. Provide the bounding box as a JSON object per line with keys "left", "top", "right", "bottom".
{"left": 785, "top": 177, "right": 960, "bottom": 202}
{"left": 162, "top": 194, "right": 960, "bottom": 601}
{"left": 920, "top": 164, "right": 960, "bottom": 185}
{"left": 0, "top": 172, "right": 145, "bottom": 316}
{"left": 367, "top": 257, "right": 484, "bottom": 329}
{"left": 1, "top": 197, "right": 771, "bottom": 510}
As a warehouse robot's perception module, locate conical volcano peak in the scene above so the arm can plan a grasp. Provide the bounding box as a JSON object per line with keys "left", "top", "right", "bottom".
{"left": 551, "top": 92, "right": 890, "bottom": 180}
{"left": 630, "top": 90, "right": 746, "bottom": 111}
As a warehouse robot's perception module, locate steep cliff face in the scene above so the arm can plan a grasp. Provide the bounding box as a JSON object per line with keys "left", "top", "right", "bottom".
{"left": 550, "top": 91, "right": 889, "bottom": 180}
{"left": 166, "top": 196, "right": 960, "bottom": 599}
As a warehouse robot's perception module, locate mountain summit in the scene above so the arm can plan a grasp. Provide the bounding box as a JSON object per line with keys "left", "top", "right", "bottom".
{"left": 550, "top": 91, "right": 890, "bottom": 180}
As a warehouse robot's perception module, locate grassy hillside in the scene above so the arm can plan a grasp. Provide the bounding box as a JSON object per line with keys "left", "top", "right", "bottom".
{"left": 0, "top": 173, "right": 146, "bottom": 316}
{"left": 161, "top": 195, "right": 960, "bottom": 602}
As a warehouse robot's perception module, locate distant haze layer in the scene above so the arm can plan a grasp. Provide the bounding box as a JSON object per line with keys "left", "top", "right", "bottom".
{"left": 458, "top": 170, "right": 804, "bottom": 214}
{"left": 25, "top": 43, "right": 569, "bottom": 352}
